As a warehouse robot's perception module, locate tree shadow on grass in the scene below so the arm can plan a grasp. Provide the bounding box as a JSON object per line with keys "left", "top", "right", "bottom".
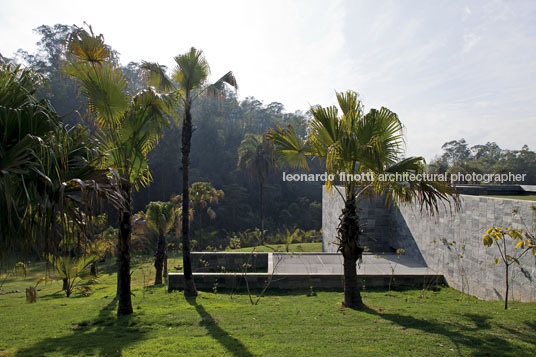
{"left": 362, "top": 305, "right": 531, "bottom": 356}
{"left": 15, "top": 298, "right": 145, "bottom": 357}
{"left": 186, "top": 296, "right": 253, "bottom": 357}
{"left": 462, "top": 313, "right": 491, "bottom": 330}
{"left": 495, "top": 320, "right": 536, "bottom": 349}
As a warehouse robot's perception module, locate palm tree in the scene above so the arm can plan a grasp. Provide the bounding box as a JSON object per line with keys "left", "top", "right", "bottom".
{"left": 237, "top": 134, "right": 276, "bottom": 244}
{"left": 141, "top": 49, "right": 237, "bottom": 297}
{"left": 268, "top": 90, "right": 459, "bottom": 309}
{"left": 0, "top": 63, "right": 56, "bottom": 247}
{"left": 145, "top": 201, "right": 177, "bottom": 284}
{"left": 0, "top": 62, "right": 122, "bottom": 260}
{"left": 64, "top": 26, "right": 171, "bottom": 315}
{"left": 189, "top": 182, "right": 224, "bottom": 249}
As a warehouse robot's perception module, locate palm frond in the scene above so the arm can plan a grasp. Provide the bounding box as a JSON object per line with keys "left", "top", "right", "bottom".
{"left": 172, "top": 47, "right": 209, "bottom": 91}
{"left": 63, "top": 61, "right": 128, "bottom": 128}
{"left": 140, "top": 61, "right": 175, "bottom": 92}
{"left": 266, "top": 125, "right": 309, "bottom": 170}
{"left": 309, "top": 105, "right": 341, "bottom": 146}
{"left": 377, "top": 157, "right": 460, "bottom": 214}
{"left": 66, "top": 25, "right": 111, "bottom": 64}
{"left": 206, "top": 71, "right": 238, "bottom": 97}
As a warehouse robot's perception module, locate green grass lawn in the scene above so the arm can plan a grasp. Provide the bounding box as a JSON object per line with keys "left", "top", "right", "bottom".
{"left": 1, "top": 257, "right": 535, "bottom": 356}
{"left": 230, "top": 242, "right": 322, "bottom": 253}
{"left": 485, "top": 195, "right": 536, "bottom": 201}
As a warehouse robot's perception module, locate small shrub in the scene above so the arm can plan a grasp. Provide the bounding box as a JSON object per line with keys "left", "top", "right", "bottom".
{"left": 48, "top": 254, "right": 99, "bottom": 297}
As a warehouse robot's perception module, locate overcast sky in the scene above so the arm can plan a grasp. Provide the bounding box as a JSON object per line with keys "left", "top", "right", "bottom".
{"left": 1, "top": 0, "right": 535, "bottom": 160}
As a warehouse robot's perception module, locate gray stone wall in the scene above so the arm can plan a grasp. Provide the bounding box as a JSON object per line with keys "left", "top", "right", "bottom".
{"left": 394, "top": 196, "right": 536, "bottom": 302}
{"left": 322, "top": 186, "right": 536, "bottom": 301}
{"left": 322, "top": 187, "right": 344, "bottom": 253}
{"left": 322, "top": 187, "right": 393, "bottom": 253}
{"left": 168, "top": 272, "right": 444, "bottom": 291}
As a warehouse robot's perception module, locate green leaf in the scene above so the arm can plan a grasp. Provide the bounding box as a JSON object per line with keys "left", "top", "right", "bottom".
{"left": 483, "top": 235, "right": 493, "bottom": 247}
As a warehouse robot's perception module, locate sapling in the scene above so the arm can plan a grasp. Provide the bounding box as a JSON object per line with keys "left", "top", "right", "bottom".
{"left": 482, "top": 220, "right": 536, "bottom": 309}
{"left": 389, "top": 248, "right": 405, "bottom": 292}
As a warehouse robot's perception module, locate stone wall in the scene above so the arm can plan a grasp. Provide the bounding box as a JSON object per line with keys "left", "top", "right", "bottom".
{"left": 168, "top": 272, "right": 444, "bottom": 291}
{"left": 393, "top": 196, "right": 536, "bottom": 302}
{"left": 322, "top": 188, "right": 393, "bottom": 253}
{"left": 322, "top": 186, "right": 536, "bottom": 301}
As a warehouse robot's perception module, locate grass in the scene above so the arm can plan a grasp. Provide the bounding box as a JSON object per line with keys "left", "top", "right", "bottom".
{"left": 1, "top": 257, "right": 535, "bottom": 356}
{"left": 230, "top": 242, "right": 322, "bottom": 253}
{"left": 486, "top": 195, "right": 536, "bottom": 201}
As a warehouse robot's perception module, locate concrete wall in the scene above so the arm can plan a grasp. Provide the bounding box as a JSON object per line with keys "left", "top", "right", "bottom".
{"left": 168, "top": 272, "right": 444, "bottom": 291}
{"left": 322, "top": 186, "right": 536, "bottom": 301}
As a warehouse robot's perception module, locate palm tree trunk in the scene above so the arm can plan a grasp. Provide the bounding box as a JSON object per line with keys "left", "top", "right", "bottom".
{"left": 260, "top": 182, "right": 264, "bottom": 244}
{"left": 163, "top": 240, "right": 168, "bottom": 280}
{"left": 154, "top": 230, "right": 165, "bottom": 285}
{"left": 199, "top": 209, "right": 203, "bottom": 250}
{"left": 339, "top": 197, "right": 364, "bottom": 309}
{"left": 181, "top": 98, "right": 198, "bottom": 297}
{"left": 117, "top": 182, "right": 133, "bottom": 316}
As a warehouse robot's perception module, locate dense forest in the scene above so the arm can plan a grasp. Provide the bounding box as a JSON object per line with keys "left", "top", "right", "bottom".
{"left": 2, "top": 24, "right": 322, "bottom": 253}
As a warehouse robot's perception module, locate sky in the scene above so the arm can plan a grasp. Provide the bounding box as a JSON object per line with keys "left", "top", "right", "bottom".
{"left": 1, "top": 0, "right": 535, "bottom": 160}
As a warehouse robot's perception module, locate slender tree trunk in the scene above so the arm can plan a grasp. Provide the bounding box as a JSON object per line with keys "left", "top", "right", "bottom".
{"left": 260, "top": 182, "right": 264, "bottom": 244}
{"left": 181, "top": 98, "right": 198, "bottom": 297}
{"left": 163, "top": 240, "right": 168, "bottom": 280}
{"left": 117, "top": 182, "right": 133, "bottom": 316}
{"left": 154, "top": 230, "right": 165, "bottom": 285}
{"left": 90, "top": 262, "right": 98, "bottom": 277}
{"left": 199, "top": 209, "right": 203, "bottom": 250}
{"left": 338, "top": 197, "right": 364, "bottom": 309}
{"left": 504, "top": 263, "right": 509, "bottom": 310}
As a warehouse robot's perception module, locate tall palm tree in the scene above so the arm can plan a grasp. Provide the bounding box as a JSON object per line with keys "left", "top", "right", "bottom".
{"left": 268, "top": 90, "right": 459, "bottom": 308}
{"left": 141, "top": 49, "right": 237, "bottom": 297}
{"left": 145, "top": 201, "right": 177, "bottom": 284}
{"left": 237, "top": 134, "right": 277, "bottom": 244}
{"left": 64, "top": 26, "right": 171, "bottom": 316}
{"left": 189, "top": 182, "right": 224, "bottom": 249}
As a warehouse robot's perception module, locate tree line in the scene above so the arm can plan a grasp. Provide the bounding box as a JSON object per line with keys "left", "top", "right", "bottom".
{"left": 428, "top": 139, "right": 536, "bottom": 184}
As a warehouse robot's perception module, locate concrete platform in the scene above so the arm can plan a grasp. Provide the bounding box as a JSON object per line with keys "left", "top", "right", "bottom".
{"left": 272, "top": 252, "right": 433, "bottom": 274}
{"left": 168, "top": 252, "right": 444, "bottom": 291}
